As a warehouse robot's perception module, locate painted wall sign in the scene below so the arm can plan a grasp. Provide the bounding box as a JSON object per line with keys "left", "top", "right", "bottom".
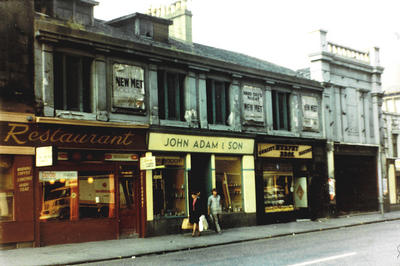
{"left": 242, "top": 85, "right": 264, "bottom": 123}
{"left": 113, "top": 64, "right": 145, "bottom": 111}
{"left": 17, "top": 166, "right": 33, "bottom": 192}
{"left": 149, "top": 133, "right": 254, "bottom": 154}
{"left": 36, "top": 146, "right": 53, "bottom": 167}
{"left": 258, "top": 143, "right": 312, "bottom": 159}
{"left": 302, "top": 96, "right": 319, "bottom": 132}
{"left": 0, "top": 122, "right": 147, "bottom": 150}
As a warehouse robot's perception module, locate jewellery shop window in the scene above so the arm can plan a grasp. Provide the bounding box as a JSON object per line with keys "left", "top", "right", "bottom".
{"left": 215, "top": 156, "right": 243, "bottom": 213}
{"left": 0, "top": 155, "right": 14, "bottom": 221}
{"left": 153, "top": 156, "right": 186, "bottom": 218}
{"left": 39, "top": 170, "right": 115, "bottom": 221}
{"left": 263, "top": 162, "right": 294, "bottom": 213}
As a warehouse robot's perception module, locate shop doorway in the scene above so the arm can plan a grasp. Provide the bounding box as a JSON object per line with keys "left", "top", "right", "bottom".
{"left": 335, "top": 155, "right": 378, "bottom": 213}
{"left": 118, "top": 164, "right": 140, "bottom": 237}
{"left": 189, "top": 154, "right": 211, "bottom": 202}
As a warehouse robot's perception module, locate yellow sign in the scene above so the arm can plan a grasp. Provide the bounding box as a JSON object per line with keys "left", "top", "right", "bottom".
{"left": 258, "top": 143, "right": 312, "bottom": 159}
{"left": 149, "top": 133, "right": 254, "bottom": 154}
{"left": 395, "top": 159, "right": 400, "bottom": 171}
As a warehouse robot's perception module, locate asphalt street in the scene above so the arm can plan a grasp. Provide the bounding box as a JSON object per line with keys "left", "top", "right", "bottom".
{"left": 77, "top": 220, "right": 400, "bottom": 266}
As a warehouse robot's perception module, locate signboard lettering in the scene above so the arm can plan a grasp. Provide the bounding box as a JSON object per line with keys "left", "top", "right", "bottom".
{"left": 258, "top": 143, "right": 312, "bottom": 159}
{"left": 242, "top": 85, "right": 264, "bottom": 123}
{"left": 16, "top": 166, "right": 32, "bottom": 192}
{"left": 113, "top": 64, "right": 145, "bottom": 111}
{"left": 0, "top": 122, "right": 147, "bottom": 150}
{"left": 149, "top": 133, "right": 254, "bottom": 154}
{"left": 302, "top": 96, "right": 319, "bottom": 132}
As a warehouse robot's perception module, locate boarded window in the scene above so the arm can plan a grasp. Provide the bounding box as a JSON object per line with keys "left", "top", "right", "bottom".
{"left": 157, "top": 70, "right": 185, "bottom": 121}
{"left": 54, "top": 53, "right": 92, "bottom": 112}
{"left": 206, "top": 80, "right": 230, "bottom": 125}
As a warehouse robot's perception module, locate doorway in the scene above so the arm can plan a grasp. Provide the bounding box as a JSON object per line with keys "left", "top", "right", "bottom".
{"left": 189, "top": 154, "right": 211, "bottom": 203}
{"left": 118, "top": 164, "right": 140, "bottom": 237}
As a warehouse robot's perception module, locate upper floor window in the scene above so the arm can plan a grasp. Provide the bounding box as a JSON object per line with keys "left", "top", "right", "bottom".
{"left": 54, "top": 53, "right": 93, "bottom": 113}
{"left": 272, "top": 91, "right": 290, "bottom": 131}
{"left": 157, "top": 70, "right": 185, "bottom": 121}
{"left": 206, "top": 79, "right": 230, "bottom": 125}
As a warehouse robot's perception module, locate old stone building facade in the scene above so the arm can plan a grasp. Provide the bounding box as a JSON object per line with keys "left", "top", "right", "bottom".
{"left": 0, "top": 0, "right": 385, "bottom": 248}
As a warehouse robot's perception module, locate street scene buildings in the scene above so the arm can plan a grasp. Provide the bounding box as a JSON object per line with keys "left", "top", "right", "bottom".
{"left": 0, "top": 0, "right": 393, "bottom": 251}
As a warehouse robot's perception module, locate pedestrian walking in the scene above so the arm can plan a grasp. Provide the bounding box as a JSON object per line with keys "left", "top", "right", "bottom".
{"left": 190, "top": 191, "right": 202, "bottom": 237}
{"left": 208, "top": 188, "right": 222, "bottom": 233}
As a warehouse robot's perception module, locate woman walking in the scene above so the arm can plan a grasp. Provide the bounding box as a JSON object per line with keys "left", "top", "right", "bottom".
{"left": 189, "top": 191, "right": 202, "bottom": 237}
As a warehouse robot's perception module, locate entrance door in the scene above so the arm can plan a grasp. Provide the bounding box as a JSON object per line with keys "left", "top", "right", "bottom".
{"left": 118, "top": 164, "right": 140, "bottom": 237}
{"left": 189, "top": 154, "right": 211, "bottom": 201}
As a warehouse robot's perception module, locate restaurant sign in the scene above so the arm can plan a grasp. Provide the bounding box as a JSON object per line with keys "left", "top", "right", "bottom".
{"left": 258, "top": 143, "right": 312, "bottom": 159}
{"left": 149, "top": 133, "right": 254, "bottom": 154}
{"left": 0, "top": 122, "right": 147, "bottom": 150}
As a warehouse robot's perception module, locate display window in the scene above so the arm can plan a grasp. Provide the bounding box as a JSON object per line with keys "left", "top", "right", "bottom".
{"left": 216, "top": 156, "right": 243, "bottom": 212}
{"left": 263, "top": 162, "right": 294, "bottom": 213}
{"left": 153, "top": 156, "right": 186, "bottom": 218}
{"left": 0, "top": 155, "right": 14, "bottom": 221}
{"left": 39, "top": 170, "right": 115, "bottom": 221}
{"left": 119, "top": 166, "right": 136, "bottom": 210}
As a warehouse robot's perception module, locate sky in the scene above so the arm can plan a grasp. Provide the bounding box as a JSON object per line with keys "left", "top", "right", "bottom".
{"left": 94, "top": 0, "right": 400, "bottom": 89}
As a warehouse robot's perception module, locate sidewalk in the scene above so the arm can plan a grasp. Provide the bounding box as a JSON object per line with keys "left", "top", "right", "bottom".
{"left": 2, "top": 211, "right": 400, "bottom": 266}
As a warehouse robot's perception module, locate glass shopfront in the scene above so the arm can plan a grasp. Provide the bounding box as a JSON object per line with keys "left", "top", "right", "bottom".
{"left": 215, "top": 156, "right": 243, "bottom": 213}
{"left": 152, "top": 155, "right": 186, "bottom": 218}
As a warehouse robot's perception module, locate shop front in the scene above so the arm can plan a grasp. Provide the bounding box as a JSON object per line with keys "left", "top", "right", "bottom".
{"left": 0, "top": 118, "right": 148, "bottom": 246}
{"left": 256, "top": 140, "right": 328, "bottom": 224}
{"left": 146, "top": 132, "right": 257, "bottom": 235}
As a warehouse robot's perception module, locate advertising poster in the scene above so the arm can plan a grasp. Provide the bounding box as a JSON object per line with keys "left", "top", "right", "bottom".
{"left": 242, "top": 85, "right": 264, "bottom": 123}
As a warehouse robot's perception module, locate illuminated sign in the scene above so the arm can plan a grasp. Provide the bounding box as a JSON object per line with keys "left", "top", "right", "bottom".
{"left": 149, "top": 133, "right": 254, "bottom": 154}
{"left": 258, "top": 143, "right": 312, "bottom": 159}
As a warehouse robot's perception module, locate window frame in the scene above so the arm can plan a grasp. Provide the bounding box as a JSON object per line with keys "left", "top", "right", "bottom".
{"left": 53, "top": 51, "right": 95, "bottom": 115}
{"left": 206, "top": 79, "right": 230, "bottom": 125}
{"left": 272, "top": 90, "right": 291, "bottom": 131}
{"left": 0, "top": 155, "right": 15, "bottom": 222}
{"left": 157, "top": 70, "right": 186, "bottom": 121}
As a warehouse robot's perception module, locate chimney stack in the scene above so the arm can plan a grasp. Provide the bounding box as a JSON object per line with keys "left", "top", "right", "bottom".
{"left": 148, "top": 0, "right": 192, "bottom": 44}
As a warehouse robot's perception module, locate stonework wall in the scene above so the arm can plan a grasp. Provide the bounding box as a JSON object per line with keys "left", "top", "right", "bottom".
{"left": 0, "top": 0, "right": 34, "bottom": 113}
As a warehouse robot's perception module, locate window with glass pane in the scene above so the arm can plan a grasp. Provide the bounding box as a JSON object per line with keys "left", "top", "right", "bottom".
{"left": 206, "top": 79, "right": 230, "bottom": 125}
{"left": 54, "top": 52, "right": 92, "bottom": 112}
{"left": 215, "top": 156, "right": 242, "bottom": 212}
{"left": 0, "top": 155, "right": 14, "bottom": 221}
{"left": 153, "top": 156, "right": 186, "bottom": 218}
{"left": 79, "top": 171, "right": 115, "bottom": 219}
{"left": 119, "top": 166, "right": 136, "bottom": 209}
{"left": 263, "top": 172, "right": 294, "bottom": 213}
{"left": 157, "top": 70, "right": 185, "bottom": 121}
{"left": 272, "top": 91, "right": 290, "bottom": 130}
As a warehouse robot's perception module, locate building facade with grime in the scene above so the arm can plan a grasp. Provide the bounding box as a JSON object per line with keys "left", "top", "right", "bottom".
{"left": 0, "top": 0, "right": 384, "bottom": 248}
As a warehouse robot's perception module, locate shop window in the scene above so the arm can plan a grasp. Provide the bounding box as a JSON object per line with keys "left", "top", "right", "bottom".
{"left": 54, "top": 52, "right": 93, "bottom": 112}
{"left": 153, "top": 156, "right": 186, "bottom": 218}
{"left": 206, "top": 79, "right": 230, "bottom": 125}
{"left": 272, "top": 91, "right": 290, "bottom": 131}
{"left": 0, "top": 155, "right": 14, "bottom": 221}
{"left": 215, "top": 156, "right": 242, "bottom": 212}
{"left": 263, "top": 163, "right": 294, "bottom": 213}
{"left": 39, "top": 171, "right": 115, "bottom": 221}
{"left": 157, "top": 70, "right": 185, "bottom": 121}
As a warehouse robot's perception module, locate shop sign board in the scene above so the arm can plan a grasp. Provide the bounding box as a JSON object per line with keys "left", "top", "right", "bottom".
{"left": 140, "top": 156, "right": 156, "bottom": 170}
{"left": 17, "top": 165, "right": 32, "bottom": 192}
{"left": 0, "top": 122, "right": 147, "bottom": 150}
{"left": 242, "top": 85, "right": 264, "bottom": 123}
{"left": 104, "top": 153, "right": 139, "bottom": 161}
{"left": 39, "top": 171, "right": 78, "bottom": 181}
{"left": 258, "top": 143, "right": 312, "bottom": 159}
{"left": 36, "top": 146, "right": 53, "bottom": 167}
{"left": 113, "top": 64, "right": 145, "bottom": 111}
{"left": 149, "top": 133, "right": 254, "bottom": 154}
{"left": 302, "top": 96, "right": 319, "bottom": 132}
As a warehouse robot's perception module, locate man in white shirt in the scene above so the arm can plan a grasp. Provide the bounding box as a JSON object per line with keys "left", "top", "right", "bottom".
{"left": 207, "top": 188, "right": 222, "bottom": 233}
